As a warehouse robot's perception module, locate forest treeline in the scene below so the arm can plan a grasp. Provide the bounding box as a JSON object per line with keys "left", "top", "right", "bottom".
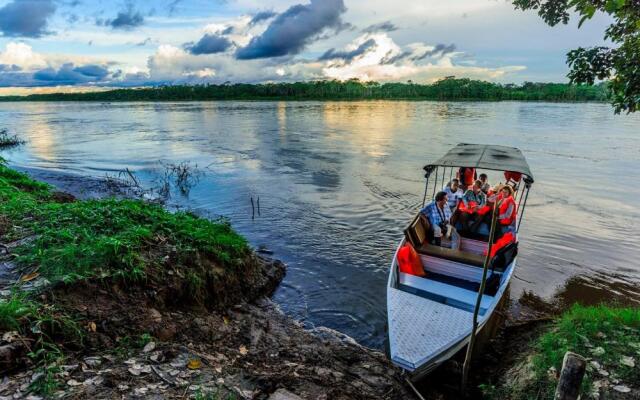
{"left": 0, "top": 78, "right": 609, "bottom": 102}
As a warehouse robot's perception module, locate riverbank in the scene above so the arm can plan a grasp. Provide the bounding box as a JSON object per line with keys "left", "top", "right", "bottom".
{"left": 0, "top": 78, "right": 608, "bottom": 103}
{"left": 0, "top": 163, "right": 411, "bottom": 399}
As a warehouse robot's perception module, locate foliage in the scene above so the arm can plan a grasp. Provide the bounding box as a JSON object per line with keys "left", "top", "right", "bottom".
{"left": 0, "top": 163, "right": 249, "bottom": 285}
{"left": 513, "top": 0, "right": 640, "bottom": 113}
{"left": 0, "top": 128, "right": 24, "bottom": 148}
{"left": 0, "top": 78, "right": 609, "bottom": 103}
{"left": 486, "top": 304, "right": 640, "bottom": 399}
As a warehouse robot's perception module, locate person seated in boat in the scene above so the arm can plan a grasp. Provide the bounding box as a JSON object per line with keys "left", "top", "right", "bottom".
{"left": 479, "top": 173, "right": 491, "bottom": 193}
{"left": 420, "top": 191, "right": 452, "bottom": 246}
{"left": 443, "top": 178, "right": 463, "bottom": 211}
{"left": 456, "top": 180, "right": 487, "bottom": 233}
{"left": 496, "top": 185, "right": 517, "bottom": 236}
{"left": 457, "top": 167, "right": 476, "bottom": 191}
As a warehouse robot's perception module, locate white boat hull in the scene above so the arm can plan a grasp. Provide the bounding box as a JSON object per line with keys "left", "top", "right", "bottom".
{"left": 386, "top": 237, "right": 515, "bottom": 378}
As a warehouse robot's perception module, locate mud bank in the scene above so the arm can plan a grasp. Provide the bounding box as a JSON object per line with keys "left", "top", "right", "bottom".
{"left": 0, "top": 164, "right": 411, "bottom": 399}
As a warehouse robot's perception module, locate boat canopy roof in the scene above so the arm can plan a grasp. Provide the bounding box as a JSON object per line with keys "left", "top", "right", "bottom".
{"left": 424, "top": 143, "right": 534, "bottom": 183}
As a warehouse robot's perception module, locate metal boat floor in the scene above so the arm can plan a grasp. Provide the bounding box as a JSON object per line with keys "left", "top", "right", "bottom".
{"left": 388, "top": 287, "right": 473, "bottom": 371}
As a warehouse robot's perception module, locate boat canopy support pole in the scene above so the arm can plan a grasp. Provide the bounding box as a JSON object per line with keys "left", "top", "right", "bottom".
{"left": 461, "top": 199, "right": 499, "bottom": 392}
{"left": 517, "top": 179, "right": 532, "bottom": 233}
{"left": 422, "top": 165, "right": 436, "bottom": 207}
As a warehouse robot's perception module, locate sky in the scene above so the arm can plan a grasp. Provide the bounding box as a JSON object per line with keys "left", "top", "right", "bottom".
{"left": 0, "top": 0, "right": 614, "bottom": 92}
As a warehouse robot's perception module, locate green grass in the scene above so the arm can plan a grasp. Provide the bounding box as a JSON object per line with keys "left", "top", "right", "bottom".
{"left": 0, "top": 162, "right": 254, "bottom": 396}
{"left": 0, "top": 163, "right": 249, "bottom": 285}
{"left": 0, "top": 291, "right": 38, "bottom": 331}
{"left": 485, "top": 304, "right": 640, "bottom": 399}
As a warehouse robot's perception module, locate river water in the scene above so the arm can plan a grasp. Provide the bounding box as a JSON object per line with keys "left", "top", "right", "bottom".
{"left": 1, "top": 101, "right": 638, "bottom": 349}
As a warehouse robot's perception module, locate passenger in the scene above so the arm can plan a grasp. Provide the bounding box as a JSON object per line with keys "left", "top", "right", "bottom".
{"left": 479, "top": 173, "right": 491, "bottom": 193}
{"left": 497, "top": 185, "right": 517, "bottom": 236}
{"left": 420, "top": 191, "right": 452, "bottom": 246}
{"left": 443, "top": 178, "right": 463, "bottom": 211}
{"left": 457, "top": 167, "right": 476, "bottom": 191}
{"left": 457, "top": 180, "right": 487, "bottom": 233}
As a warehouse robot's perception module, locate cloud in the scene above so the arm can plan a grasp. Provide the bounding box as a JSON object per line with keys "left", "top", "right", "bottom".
{"left": 0, "top": 42, "right": 47, "bottom": 70}
{"left": 33, "top": 63, "right": 110, "bottom": 84}
{"left": 167, "top": 0, "right": 184, "bottom": 16}
{"left": 320, "top": 33, "right": 525, "bottom": 83}
{"left": 319, "top": 38, "right": 377, "bottom": 63}
{"left": 249, "top": 11, "right": 276, "bottom": 26}
{"left": 0, "top": 64, "right": 21, "bottom": 72}
{"left": 236, "top": 0, "right": 347, "bottom": 60}
{"left": 184, "top": 33, "right": 232, "bottom": 55}
{"left": 361, "top": 21, "right": 397, "bottom": 33}
{"left": 102, "top": 3, "right": 144, "bottom": 30}
{"left": 411, "top": 43, "right": 456, "bottom": 61}
{"left": 0, "top": 0, "right": 56, "bottom": 38}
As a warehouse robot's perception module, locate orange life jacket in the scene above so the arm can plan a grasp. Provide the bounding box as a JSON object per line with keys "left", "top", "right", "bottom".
{"left": 504, "top": 171, "right": 522, "bottom": 183}
{"left": 498, "top": 195, "right": 517, "bottom": 226}
{"left": 397, "top": 244, "right": 426, "bottom": 277}
{"left": 485, "top": 232, "right": 516, "bottom": 258}
{"left": 459, "top": 167, "right": 476, "bottom": 187}
{"left": 458, "top": 200, "right": 478, "bottom": 214}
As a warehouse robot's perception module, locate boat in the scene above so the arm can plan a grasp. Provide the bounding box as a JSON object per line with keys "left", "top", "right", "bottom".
{"left": 386, "top": 143, "right": 534, "bottom": 380}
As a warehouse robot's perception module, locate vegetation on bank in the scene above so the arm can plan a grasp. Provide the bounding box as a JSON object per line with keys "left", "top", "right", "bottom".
{"left": 0, "top": 161, "right": 253, "bottom": 395}
{"left": 0, "top": 129, "right": 24, "bottom": 148}
{"left": 0, "top": 78, "right": 609, "bottom": 103}
{"left": 482, "top": 304, "right": 640, "bottom": 399}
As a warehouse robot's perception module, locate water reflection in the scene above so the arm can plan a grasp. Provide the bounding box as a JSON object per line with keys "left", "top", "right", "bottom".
{"left": 0, "top": 100, "right": 639, "bottom": 349}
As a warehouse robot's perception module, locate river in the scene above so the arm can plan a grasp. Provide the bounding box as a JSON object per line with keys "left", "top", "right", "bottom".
{"left": 1, "top": 100, "right": 638, "bottom": 349}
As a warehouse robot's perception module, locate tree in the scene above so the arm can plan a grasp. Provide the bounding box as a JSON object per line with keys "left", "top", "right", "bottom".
{"left": 513, "top": 0, "right": 639, "bottom": 113}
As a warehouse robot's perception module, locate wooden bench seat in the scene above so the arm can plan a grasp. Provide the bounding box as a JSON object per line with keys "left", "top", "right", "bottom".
{"left": 416, "top": 242, "right": 486, "bottom": 267}
{"left": 404, "top": 213, "right": 486, "bottom": 268}
{"left": 399, "top": 272, "right": 493, "bottom": 314}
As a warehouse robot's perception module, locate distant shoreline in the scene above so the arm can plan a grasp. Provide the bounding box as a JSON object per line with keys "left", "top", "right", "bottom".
{"left": 0, "top": 77, "right": 609, "bottom": 103}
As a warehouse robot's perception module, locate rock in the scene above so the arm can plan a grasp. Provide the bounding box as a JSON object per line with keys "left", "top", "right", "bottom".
{"left": 148, "top": 308, "right": 162, "bottom": 324}
{"left": 595, "top": 332, "right": 606, "bottom": 339}
{"left": 589, "top": 361, "right": 601, "bottom": 371}
{"left": 83, "top": 356, "right": 102, "bottom": 368}
{"left": 133, "top": 387, "right": 148, "bottom": 396}
{"left": 1, "top": 332, "right": 20, "bottom": 343}
{"left": 66, "top": 379, "right": 81, "bottom": 387}
{"left": 269, "top": 388, "right": 303, "bottom": 400}
{"left": 142, "top": 342, "right": 156, "bottom": 353}
{"left": 128, "top": 364, "right": 151, "bottom": 376}
{"left": 597, "top": 369, "right": 609, "bottom": 377}
{"left": 117, "top": 384, "right": 129, "bottom": 391}
{"left": 591, "top": 347, "right": 605, "bottom": 356}
{"left": 612, "top": 385, "right": 631, "bottom": 393}
{"left": 620, "top": 356, "right": 635, "bottom": 368}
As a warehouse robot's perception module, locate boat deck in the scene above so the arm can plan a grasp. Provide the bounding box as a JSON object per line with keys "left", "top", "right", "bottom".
{"left": 388, "top": 287, "right": 474, "bottom": 371}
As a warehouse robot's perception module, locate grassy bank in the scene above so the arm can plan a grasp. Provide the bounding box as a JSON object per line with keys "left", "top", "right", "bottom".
{"left": 483, "top": 304, "right": 640, "bottom": 399}
{"left": 0, "top": 162, "right": 410, "bottom": 399}
{"left": 0, "top": 161, "right": 257, "bottom": 395}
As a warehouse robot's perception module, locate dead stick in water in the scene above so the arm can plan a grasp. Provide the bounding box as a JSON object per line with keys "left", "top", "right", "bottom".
{"left": 251, "top": 197, "right": 255, "bottom": 220}
{"left": 257, "top": 196, "right": 261, "bottom": 216}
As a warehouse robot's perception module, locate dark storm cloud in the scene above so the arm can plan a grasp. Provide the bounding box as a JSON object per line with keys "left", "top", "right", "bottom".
{"left": 33, "top": 63, "right": 110, "bottom": 84}
{"left": 379, "top": 43, "right": 457, "bottom": 65}
{"left": 0, "top": 64, "right": 21, "bottom": 72}
{"left": 379, "top": 50, "right": 411, "bottom": 65}
{"left": 319, "top": 38, "right": 376, "bottom": 62}
{"left": 236, "top": 0, "right": 346, "bottom": 60}
{"left": 361, "top": 21, "right": 397, "bottom": 33}
{"left": 184, "top": 33, "right": 232, "bottom": 55}
{"left": 249, "top": 10, "right": 276, "bottom": 25}
{"left": 411, "top": 43, "right": 456, "bottom": 61}
{"left": 100, "top": 3, "right": 144, "bottom": 30}
{"left": 0, "top": 0, "right": 56, "bottom": 38}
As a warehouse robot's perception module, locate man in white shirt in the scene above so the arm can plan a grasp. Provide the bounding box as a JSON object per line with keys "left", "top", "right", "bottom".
{"left": 443, "top": 178, "right": 463, "bottom": 211}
